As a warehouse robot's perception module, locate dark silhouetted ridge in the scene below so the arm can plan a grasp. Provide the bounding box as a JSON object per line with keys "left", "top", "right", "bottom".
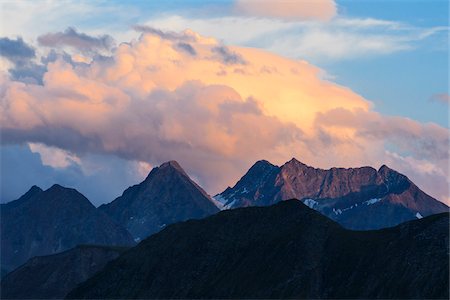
{"left": 67, "top": 200, "right": 449, "bottom": 299}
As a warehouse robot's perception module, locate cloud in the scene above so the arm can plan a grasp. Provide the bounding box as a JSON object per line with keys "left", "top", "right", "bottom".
{"left": 1, "top": 28, "right": 448, "bottom": 204}
{"left": 0, "top": 37, "right": 35, "bottom": 62}
{"left": 133, "top": 25, "right": 196, "bottom": 42}
{"left": 37, "top": 27, "right": 115, "bottom": 54}
{"left": 212, "top": 46, "right": 246, "bottom": 65}
{"left": 176, "top": 42, "right": 197, "bottom": 56}
{"left": 29, "top": 142, "right": 81, "bottom": 168}
{"left": 234, "top": 0, "right": 337, "bottom": 21}
{"left": 0, "top": 37, "right": 47, "bottom": 84}
{"left": 0, "top": 144, "right": 151, "bottom": 206}
{"left": 430, "top": 93, "right": 450, "bottom": 105}
{"left": 139, "top": 15, "right": 448, "bottom": 61}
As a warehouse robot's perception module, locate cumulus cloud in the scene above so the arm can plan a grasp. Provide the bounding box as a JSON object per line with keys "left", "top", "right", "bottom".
{"left": 37, "top": 27, "right": 115, "bottom": 54}
{"left": 0, "top": 28, "right": 448, "bottom": 204}
{"left": 234, "top": 0, "right": 337, "bottom": 21}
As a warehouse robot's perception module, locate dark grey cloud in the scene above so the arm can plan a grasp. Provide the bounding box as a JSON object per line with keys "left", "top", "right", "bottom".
{"left": 37, "top": 27, "right": 115, "bottom": 53}
{"left": 176, "top": 42, "right": 197, "bottom": 56}
{"left": 212, "top": 46, "right": 246, "bottom": 65}
{"left": 9, "top": 63, "right": 46, "bottom": 85}
{"left": 0, "top": 37, "right": 35, "bottom": 62}
{"left": 0, "top": 37, "right": 45, "bottom": 84}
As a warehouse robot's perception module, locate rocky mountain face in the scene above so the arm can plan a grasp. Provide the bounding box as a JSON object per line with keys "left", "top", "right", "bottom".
{"left": 99, "top": 161, "right": 220, "bottom": 241}
{"left": 1, "top": 245, "right": 127, "bottom": 299}
{"left": 67, "top": 201, "right": 449, "bottom": 299}
{"left": 214, "top": 158, "right": 448, "bottom": 229}
{"left": 0, "top": 185, "right": 134, "bottom": 273}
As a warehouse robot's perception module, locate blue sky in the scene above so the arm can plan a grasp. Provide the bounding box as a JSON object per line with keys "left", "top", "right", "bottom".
{"left": 331, "top": 0, "right": 449, "bottom": 127}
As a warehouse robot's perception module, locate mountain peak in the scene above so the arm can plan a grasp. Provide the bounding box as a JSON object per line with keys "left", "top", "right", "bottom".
{"left": 101, "top": 160, "right": 219, "bottom": 240}
{"left": 378, "top": 164, "right": 393, "bottom": 173}
{"left": 254, "top": 159, "right": 276, "bottom": 167}
{"left": 144, "top": 160, "right": 188, "bottom": 181}
{"left": 159, "top": 160, "right": 184, "bottom": 172}
{"left": 248, "top": 160, "right": 278, "bottom": 173}
{"left": 29, "top": 185, "right": 43, "bottom": 193}
{"left": 285, "top": 157, "right": 308, "bottom": 167}
{"left": 48, "top": 183, "right": 66, "bottom": 191}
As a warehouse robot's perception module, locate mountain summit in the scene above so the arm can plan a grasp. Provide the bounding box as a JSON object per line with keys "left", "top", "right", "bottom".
{"left": 214, "top": 158, "right": 448, "bottom": 229}
{"left": 99, "top": 160, "right": 219, "bottom": 241}
{"left": 0, "top": 185, "right": 134, "bottom": 273}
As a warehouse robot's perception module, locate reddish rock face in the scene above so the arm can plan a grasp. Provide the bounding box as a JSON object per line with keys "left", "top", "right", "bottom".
{"left": 214, "top": 158, "right": 448, "bottom": 230}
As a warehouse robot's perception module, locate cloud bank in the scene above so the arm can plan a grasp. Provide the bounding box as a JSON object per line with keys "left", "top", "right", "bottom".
{"left": 1, "top": 28, "right": 448, "bottom": 204}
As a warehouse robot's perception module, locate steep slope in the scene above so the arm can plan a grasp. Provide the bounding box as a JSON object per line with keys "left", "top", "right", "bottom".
{"left": 215, "top": 158, "right": 448, "bottom": 229}
{"left": 99, "top": 161, "right": 219, "bottom": 241}
{"left": 1, "top": 245, "right": 127, "bottom": 299}
{"left": 1, "top": 185, "right": 134, "bottom": 273}
{"left": 68, "top": 201, "right": 449, "bottom": 299}
{"left": 214, "top": 160, "right": 280, "bottom": 208}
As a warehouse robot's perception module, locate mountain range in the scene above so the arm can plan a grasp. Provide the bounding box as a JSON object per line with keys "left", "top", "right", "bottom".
{"left": 1, "top": 161, "right": 220, "bottom": 275}
{"left": 1, "top": 159, "right": 448, "bottom": 299}
{"left": 0, "top": 185, "right": 134, "bottom": 273}
{"left": 67, "top": 200, "right": 449, "bottom": 299}
{"left": 214, "top": 158, "right": 448, "bottom": 229}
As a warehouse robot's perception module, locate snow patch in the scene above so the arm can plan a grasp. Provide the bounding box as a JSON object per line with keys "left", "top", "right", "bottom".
{"left": 365, "top": 198, "right": 381, "bottom": 205}
{"left": 303, "top": 198, "right": 318, "bottom": 209}
{"left": 212, "top": 194, "right": 227, "bottom": 210}
{"left": 240, "top": 187, "right": 249, "bottom": 193}
{"left": 333, "top": 208, "right": 343, "bottom": 215}
{"left": 134, "top": 237, "right": 141, "bottom": 243}
{"left": 416, "top": 212, "right": 423, "bottom": 219}
{"left": 224, "top": 198, "right": 238, "bottom": 210}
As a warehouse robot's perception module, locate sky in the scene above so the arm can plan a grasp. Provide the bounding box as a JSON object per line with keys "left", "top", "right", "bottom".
{"left": 0, "top": 0, "right": 448, "bottom": 206}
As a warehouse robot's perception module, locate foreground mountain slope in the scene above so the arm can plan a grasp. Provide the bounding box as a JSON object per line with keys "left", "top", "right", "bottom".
{"left": 68, "top": 201, "right": 449, "bottom": 299}
{"left": 215, "top": 159, "right": 448, "bottom": 229}
{"left": 1, "top": 245, "right": 127, "bottom": 299}
{"left": 99, "top": 161, "right": 220, "bottom": 241}
{"left": 1, "top": 185, "right": 134, "bottom": 273}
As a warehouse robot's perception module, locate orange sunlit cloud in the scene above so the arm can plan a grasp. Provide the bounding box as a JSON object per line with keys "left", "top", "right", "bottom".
{"left": 1, "top": 29, "right": 448, "bottom": 203}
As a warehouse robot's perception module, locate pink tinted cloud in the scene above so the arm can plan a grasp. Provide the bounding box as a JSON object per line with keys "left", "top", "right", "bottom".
{"left": 430, "top": 93, "right": 450, "bottom": 105}
{"left": 1, "top": 28, "right": 448, "bottom": 204}
{"left": 234, "top": 0, "right": 337, "bottom": 21}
